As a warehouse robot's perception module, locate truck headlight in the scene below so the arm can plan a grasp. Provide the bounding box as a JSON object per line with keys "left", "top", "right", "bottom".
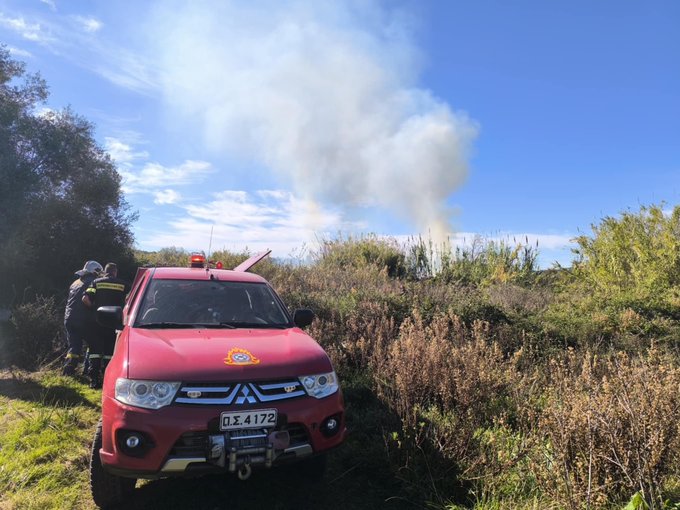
{"left": 299, "top": 371, "right": 338, "bottom": 399}
{"left": 115, "top": 378, "right": 181, "bottom": 409}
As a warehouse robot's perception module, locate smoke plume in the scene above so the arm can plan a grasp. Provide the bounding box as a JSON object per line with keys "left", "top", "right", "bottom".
{"left": 149, "top": 1, "right": 477, "bottom": 240}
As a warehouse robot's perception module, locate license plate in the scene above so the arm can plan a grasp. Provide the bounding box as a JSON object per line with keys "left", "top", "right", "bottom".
{"left": 220, "top": 409, "right": 277, "bottom": 431}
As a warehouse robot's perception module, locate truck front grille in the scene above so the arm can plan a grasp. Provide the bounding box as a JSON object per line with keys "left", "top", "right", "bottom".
{"left": 174, "top": 380, "right": 306, "bottom": 405}
{"left": 168, "top": 423, "right": 310, "bottom": 458}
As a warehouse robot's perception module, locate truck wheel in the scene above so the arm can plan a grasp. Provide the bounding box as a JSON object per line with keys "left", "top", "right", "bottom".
{"left": 298, "top": 453, "right": 327, "bottom": 482}
{"left": 90, "top": 420, "right": 136, "bottom": 509}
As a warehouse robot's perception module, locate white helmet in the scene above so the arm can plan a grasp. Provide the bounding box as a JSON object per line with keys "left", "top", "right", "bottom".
{"left": 75, "top": 260, "right": 103, "bottom": 276}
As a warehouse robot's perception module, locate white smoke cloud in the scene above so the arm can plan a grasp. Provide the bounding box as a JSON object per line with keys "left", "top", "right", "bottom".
{"left": 148, "top": 1, "right": 477, "bottom": 241}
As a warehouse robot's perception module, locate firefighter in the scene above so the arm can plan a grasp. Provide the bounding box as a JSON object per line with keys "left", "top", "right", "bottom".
{"left": 82, "top": 262, "right": 130, "bottom": 388}
{"left": 62, "top": 260, "right": 103, "bottom": 377}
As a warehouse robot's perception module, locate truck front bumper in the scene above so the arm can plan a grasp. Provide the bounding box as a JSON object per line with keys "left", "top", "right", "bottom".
{"left": 99, "top": 392, "right": 346, "bottom": 479}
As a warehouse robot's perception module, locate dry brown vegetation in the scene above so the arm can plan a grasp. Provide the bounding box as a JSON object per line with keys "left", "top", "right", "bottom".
{"left": 260, "top": 222, "right": 680, "bottom": 509}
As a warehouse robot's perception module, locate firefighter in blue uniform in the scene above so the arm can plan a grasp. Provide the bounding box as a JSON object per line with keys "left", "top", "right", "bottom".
{"left": 62, "top": 260, "right": 102, "bottom": 377}
{"left": 82, "top": 262, "right": 130, "bottom": 388}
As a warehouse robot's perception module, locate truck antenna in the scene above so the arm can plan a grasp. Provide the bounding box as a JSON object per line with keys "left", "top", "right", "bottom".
{"left": 206, "top": 225, "right": 214, "bottom": 271}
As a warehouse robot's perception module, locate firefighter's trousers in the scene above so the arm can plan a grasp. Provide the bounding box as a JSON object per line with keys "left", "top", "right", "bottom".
{"left": 87, "top": 325, "right": 115, "bottom": 387}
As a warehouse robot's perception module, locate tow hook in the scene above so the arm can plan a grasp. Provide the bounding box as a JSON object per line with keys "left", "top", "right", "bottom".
{"left": 237, "top": 463, "right": 252, "bottom": 481}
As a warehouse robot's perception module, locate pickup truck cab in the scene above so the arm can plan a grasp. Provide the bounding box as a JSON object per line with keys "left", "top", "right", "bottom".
{"left": 90, "top": 252, "right": 346, "bottom": 508}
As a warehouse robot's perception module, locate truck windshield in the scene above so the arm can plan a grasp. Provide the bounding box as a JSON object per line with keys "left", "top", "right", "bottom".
{"left": 135, "top": 280, "right": 291, "bottom": 328}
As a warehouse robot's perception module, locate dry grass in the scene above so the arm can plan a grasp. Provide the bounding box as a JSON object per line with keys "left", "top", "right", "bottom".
{"left": 535, "top": 348, "right": 680, "bottom": 509}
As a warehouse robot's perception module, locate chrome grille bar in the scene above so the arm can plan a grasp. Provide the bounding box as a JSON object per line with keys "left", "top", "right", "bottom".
{"left": 174, "top": 380, "right": 306, "bottom": 405}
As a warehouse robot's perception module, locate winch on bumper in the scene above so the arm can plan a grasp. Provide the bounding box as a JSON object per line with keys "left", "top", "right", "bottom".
{"left": 208, "top": 429, "right": 294, "bottom": 479}
{"left": 161, "top": 428, "right": 314, "bottom": 480}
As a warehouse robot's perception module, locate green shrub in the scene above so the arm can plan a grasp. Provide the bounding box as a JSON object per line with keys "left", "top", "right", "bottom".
{"left": 550, "top": 203, "right": 680, "bottom": 342}
{"left": 572, "top": 204, "right": 680, "bottom": 298}
{"left": 134, "top": 246, "right": 189, "bottom": 267}
{"left": 2, "top": 296, "right": 63, "bottom": 369}
{"left": 315, "top": 234, "right": 407, "bottom": 278}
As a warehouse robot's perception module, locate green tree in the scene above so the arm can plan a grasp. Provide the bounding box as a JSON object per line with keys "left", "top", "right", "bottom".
{"left": 0, "top": 47, "right": 137, "bottom": 306}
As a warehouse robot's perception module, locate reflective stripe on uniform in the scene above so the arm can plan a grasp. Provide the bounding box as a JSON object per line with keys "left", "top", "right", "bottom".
{"left": 89, "top": 354, "right": 102, "bottom": 359}
{"left": 85, "top": 287, "right": 96, "bottom": 295}
{"left": 96, "top": 282, "right": 126, "bottom": 292}
{"left": 103, "top": 355, "right": 113, "bottom": 360}
{"left": 66, "top": 353, "right": 81, "bottom": 359}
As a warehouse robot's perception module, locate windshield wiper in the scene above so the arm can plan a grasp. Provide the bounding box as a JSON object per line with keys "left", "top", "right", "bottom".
{"left": 197, "top": 322, "right": 236, "bottom": 329}
{"left": 137, "top": 322, "right": 197, "bottom": 329}
{"left": 219, "top": 321, "right": 289, "bottom": 329}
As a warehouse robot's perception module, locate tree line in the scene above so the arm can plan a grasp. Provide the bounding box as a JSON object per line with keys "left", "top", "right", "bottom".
{"left": 0, "top": 46, "right": 136, "bottom": 309}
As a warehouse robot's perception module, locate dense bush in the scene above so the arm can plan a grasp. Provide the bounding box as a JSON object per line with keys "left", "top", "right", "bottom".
{"left": 2, "top": 296, "right": 63, "bottom": 369}
{"left": 315, "top": 234, "right": 407, "bottom": 278}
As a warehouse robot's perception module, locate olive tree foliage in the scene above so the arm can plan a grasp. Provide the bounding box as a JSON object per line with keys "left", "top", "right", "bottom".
{"left": 0, "top": 47, "right": 137, "bottom": 307}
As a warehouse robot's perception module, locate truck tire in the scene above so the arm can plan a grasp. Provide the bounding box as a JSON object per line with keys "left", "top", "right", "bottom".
{"left": 90, "top": 420, "right": 136, "bottom": 509}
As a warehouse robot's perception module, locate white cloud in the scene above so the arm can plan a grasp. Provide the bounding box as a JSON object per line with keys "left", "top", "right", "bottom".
{"left": 508, "top": 233, "right": 574, "bottom": 251}
{"left": 91, "top": 52, "right": 158, "bottom": 93}
{"left": 154, "top": 189, "right": 182, "bottom": 205}
{"left": 147, "top": 2, "right": 477, "bottom": 244}
{"left": 104, "top": 136, "right": 149, "bottom": 167}
{"left": 0, "top": 8, "right": 156, "bottom": 94}
{"left": 40, "top": 0, "right": 57, "bottom": 12}
{"left": 121, "top": 160, "right": 213, "bottom": 192}
{"left": 105, "top": 137, "right": 212, "bottom": 198}
{"left": 394, "top": 232, "right": 574, "bottom": 251}
{"left": 139, "top": 189, "right": 360, "bottom": 256}
{"left": 0, "top": 13, "right": 48, "bottom": 42}
{"left": 72, "top": 15, "right": 102, "bottom": 33}
{"left": 7, "top": 45, "right": 33, "bottom": 58}
{"left": 391, "top": 231, "right": 575, "bottom": 268}
{"left": 34, "top": 106, "right": 55, "bottom": 117}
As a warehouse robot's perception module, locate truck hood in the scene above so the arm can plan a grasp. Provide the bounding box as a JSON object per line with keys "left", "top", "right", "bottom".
{"left": 125, "top": 327, "right": 333, "bottom": 382}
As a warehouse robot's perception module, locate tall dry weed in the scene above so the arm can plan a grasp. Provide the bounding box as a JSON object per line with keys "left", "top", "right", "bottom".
{"left": 535, "top": 348, "right": 680, "bottom": 509}
{"left": 374, "top": 311, "right": 524, "bottom": 456}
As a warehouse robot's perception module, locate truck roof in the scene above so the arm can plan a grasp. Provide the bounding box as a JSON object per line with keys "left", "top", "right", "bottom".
{"left": 150, "top": 267, "right": 268, "bottom": 283}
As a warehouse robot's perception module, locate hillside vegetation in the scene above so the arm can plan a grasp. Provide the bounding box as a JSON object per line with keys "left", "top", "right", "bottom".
{"left": 2, "top": 204, "right": 680, "bottom": 510}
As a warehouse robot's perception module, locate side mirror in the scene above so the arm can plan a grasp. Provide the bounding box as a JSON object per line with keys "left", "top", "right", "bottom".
{"left": 97, "top": 306, "right": 123, "bottom": 330}
{"left": 293, "top": 308, "right": 315, "bottom": 329}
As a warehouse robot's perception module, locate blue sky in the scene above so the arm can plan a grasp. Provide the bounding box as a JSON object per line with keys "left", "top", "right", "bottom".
{"left": 1, "top": 0, "right": 678, "bottom": 267}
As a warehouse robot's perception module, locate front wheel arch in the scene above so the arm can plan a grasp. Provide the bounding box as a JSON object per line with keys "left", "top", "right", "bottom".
{"left": 90, "top": 420, "right": 136, "bottom": 508}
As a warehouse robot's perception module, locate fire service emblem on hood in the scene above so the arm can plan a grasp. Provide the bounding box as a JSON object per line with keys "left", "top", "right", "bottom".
{"left": 224, "top": 347, "right": 261, "bottom": 366}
